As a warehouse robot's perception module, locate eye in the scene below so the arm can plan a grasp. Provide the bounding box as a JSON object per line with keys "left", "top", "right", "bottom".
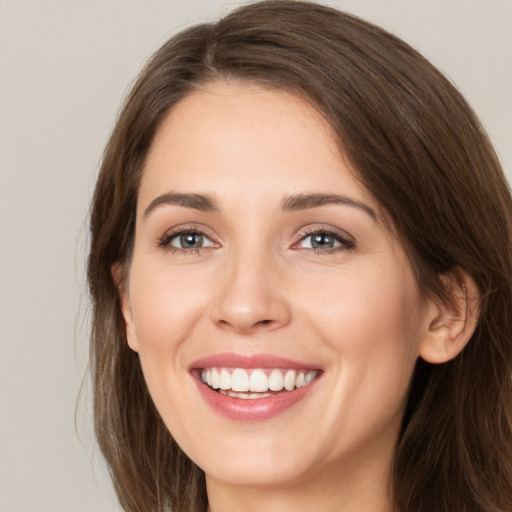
{"left": 159, "top": 229, "right": 216, "bottom": 250}
{"left": 300, "top": 232, "right": 341, "bottom": 249}
{"left": 170, "top": 231, "right": 214, "bottom": 249}
{"left": 296, "top": 229, "right": 355, "bottom": 251}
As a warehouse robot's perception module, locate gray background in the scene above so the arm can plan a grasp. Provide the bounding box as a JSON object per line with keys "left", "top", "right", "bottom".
{"left": 1, "top": 1, "right": 511, "bottom": 510}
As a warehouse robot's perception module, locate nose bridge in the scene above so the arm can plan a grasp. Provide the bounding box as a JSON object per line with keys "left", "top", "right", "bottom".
{"left": 212, "top": 240, "right": 291, "bottom": 333}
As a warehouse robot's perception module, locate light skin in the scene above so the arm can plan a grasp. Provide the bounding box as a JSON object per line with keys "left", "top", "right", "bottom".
{"left": 119, "top": 81, "right": 479, "bottom": 512}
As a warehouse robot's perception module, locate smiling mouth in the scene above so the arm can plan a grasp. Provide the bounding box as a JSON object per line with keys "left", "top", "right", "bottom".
{"left": 200, "top": 367, "right": 319, "bottom": 399}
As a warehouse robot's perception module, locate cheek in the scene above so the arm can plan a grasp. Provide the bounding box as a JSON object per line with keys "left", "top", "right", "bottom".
{"left": 325, "top": 255, "right": 423, "bottom": 348}
{"left": 336, "top": 280, "right": 422, "bottom": 354}
{"left": 300, "top": 266, "right": 424, "bottom": 452}
{"left": 126, "top": 262, "right": 212, "bottom": 430}
{"left": 303, "top": 259, "right": 424, "bottom": 398}
{"left": 128, "top": 262, "right": 211, "bottom": 353}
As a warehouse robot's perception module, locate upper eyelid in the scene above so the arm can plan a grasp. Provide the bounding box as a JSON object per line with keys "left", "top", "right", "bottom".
{"left": 161, "top": 223, "right": 217, "bottom": 238}
{"left": 296, "top": 224, "right": 355, "bottom": 241}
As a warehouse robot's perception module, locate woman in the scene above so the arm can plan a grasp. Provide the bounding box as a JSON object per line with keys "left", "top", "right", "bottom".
{"left": 87, "top": 1, "right": 512, "bottom": 511}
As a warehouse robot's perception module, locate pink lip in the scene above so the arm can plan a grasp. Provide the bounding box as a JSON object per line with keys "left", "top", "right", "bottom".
{"left": 189, "top": 353, "right": 319, "bottom": 370}
{"left": 189, "top": 353, "right": 322, "bottom": 422}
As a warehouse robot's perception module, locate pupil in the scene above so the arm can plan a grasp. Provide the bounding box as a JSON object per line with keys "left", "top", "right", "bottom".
{"left": 312, "top": 233, "right": 333, "bottom": 248}
{"left": 181, "top": 233, "right": 202, "bottom": 247}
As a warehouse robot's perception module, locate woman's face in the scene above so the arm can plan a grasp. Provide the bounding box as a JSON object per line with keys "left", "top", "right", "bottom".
{"left": 121, "top": 82, "right": 433, "bottom": 494}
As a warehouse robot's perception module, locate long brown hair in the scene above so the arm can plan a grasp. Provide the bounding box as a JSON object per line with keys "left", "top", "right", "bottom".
{"left": 87, "top": 2, "right": 512, "bottom": 510}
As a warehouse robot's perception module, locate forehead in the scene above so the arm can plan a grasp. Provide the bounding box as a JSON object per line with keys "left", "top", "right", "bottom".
{"left": 139, "top": 81, "right": 377, "bottom": 214}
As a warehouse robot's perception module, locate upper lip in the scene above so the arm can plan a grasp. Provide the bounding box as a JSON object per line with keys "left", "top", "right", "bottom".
{"left": 189, "top": 353, "right": 321, "bottom": 371}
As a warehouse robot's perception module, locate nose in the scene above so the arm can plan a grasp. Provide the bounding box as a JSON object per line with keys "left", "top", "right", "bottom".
{"left": 210, "top": 249, "right": 292, "bottom": 334}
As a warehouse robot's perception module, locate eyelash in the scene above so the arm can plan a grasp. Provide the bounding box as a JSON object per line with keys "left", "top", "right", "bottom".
{"left": 157, "top": 226, "right": 355, "bottom": 254}
{"left": 294, "top": 227, "right": 355, "bottom": 254}
{"left": 157, "top": 226, "right": 216, "bottom": 255}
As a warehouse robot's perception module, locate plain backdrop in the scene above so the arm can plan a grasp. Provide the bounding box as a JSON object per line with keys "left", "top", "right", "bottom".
{"left": 0, "top": 1, "right": 511, "bottom": 511}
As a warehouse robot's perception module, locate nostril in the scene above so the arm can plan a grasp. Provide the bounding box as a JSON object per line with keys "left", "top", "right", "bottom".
{"left": 255, "top": 319, "right": 276, "bottom": 329}
{"left": 215, "top": 317, "right": 278, "bottom": 333}
{"left": 252, "top": 319, "right": 280, "bottom": 331}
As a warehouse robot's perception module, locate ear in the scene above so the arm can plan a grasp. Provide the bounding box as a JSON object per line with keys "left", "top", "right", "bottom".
{"left": 419, "top": 268, "right": 480, "bottom": 364}
{"left": 112, "top": 263, "right": 138, "bottom": 352}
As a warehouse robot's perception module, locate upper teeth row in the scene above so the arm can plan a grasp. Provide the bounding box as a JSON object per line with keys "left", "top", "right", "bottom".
{"left": 201, "top": 368, "right": 318, "bottom": 392}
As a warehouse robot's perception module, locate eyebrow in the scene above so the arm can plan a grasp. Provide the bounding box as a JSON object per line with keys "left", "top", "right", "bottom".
{"left": 143, "top": 191, "right": 376, "bottom": 221}
{"left": 281, "top": 193, "right": 377, "bottom": 220}
{"left": 143, "top": 192, "right": 220, "bottom": 218}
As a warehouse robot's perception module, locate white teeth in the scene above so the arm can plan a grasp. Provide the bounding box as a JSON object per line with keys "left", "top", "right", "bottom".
{"left": 268, "top": 369, "right": 284, "bottom": 391}
{"left": 249, "top": 369, "right": 268, "bottom": 392}
{"left": 219, "top": 369, "right": 231, "bottom": 390}
{"left": 305, "top": 371, "right": 315, "bottom": 384}
{"left": 218, "top": 390, "right": 274, "bottom": 399}
{"left": 211, "top": 369, "right": 220, "bottom": 389}
{"left": 231, "top": 368, "right": 250, "bottom": 392}
{"left": 296, "top": 372, "right": 306, "bottom": 388}
{"left": 284, "top": 369, "right": 296, "bottom": 391}
{"left": 201, "top": 367, "right": 319, "bottom": 395}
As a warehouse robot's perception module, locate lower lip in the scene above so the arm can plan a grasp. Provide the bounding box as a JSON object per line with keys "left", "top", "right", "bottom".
{"left": 192, "top": 372, "right": 320, "bottom": 422}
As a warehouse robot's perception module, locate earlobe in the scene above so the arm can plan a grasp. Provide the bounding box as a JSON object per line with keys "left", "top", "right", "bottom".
{"left": 111, "top": 263, "right": 139, "bottom": 352}
{"left": 419, "top": 269, "right": 480, "bottom": 364}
